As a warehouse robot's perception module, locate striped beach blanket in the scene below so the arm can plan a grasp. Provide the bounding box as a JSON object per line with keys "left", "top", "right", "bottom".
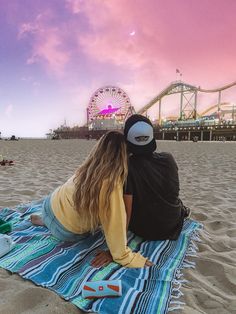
{"left": 0, "top": 201, "right": 202, "bottom": 314}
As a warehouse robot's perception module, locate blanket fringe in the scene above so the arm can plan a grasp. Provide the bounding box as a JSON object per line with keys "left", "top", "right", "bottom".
{"left": 168, "top": 226, "right": 203, "bottom": 313}
{"left": 168, "top": 300, "right": 185, "bottom": 312}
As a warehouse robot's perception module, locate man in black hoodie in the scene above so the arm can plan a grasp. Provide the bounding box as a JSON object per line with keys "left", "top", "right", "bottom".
{"left": 123, "top": 114, "right": 190, "bottom": 240}
{"left": 92, "top": 114, "right": 190, "bottom": 267}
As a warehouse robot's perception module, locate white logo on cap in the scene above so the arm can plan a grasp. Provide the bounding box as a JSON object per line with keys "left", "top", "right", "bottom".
{"left": 127, "top": 121, "right": 153, "bottom": 146}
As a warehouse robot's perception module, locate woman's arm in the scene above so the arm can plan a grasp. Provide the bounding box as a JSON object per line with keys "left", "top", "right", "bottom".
{"left": 97, "top": 183, "right": 148, "bottom": 268}
{"left": 91, "top": 194, "right": 132, "bottom": 268}
{"left": 123, "top": 194, "right": 133, "bottom": 232}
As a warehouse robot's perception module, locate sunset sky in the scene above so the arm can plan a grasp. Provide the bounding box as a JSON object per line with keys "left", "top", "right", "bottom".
{"left": 0, "top": 0, "right": 236, "bottom": 137}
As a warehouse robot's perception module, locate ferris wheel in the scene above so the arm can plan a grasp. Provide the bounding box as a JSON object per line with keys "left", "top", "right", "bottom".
{"left": 87, "top": 86, "right": 132, "bottom": 122}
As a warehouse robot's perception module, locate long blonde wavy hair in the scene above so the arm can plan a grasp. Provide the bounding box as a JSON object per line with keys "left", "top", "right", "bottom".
{"left": 73, "top": 131, "right": 128, "bottom": 232}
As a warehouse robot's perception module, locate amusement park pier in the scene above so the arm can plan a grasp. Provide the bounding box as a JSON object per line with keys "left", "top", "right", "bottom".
{"left": 50, "top": 81, "right": 236, "bottom": 141}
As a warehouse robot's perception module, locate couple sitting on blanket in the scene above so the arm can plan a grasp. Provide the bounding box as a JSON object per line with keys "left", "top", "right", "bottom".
{"left": 31, "top": 114, "right": 190, "bottom": 269}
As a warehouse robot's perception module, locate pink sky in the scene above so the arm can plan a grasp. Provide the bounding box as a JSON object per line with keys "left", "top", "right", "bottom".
{"left": 0, "top": 0, "right": 236, "bottom": 137}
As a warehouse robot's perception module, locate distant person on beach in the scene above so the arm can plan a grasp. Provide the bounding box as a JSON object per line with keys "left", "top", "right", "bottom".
{"left": 30, "top": 131, "right": 152, "bottom": 268}
{"left": 123, "top": 114, "right": 190, "bottom": 240}
{"left": 0, "top": 154, "right": 14, "bottom": 166}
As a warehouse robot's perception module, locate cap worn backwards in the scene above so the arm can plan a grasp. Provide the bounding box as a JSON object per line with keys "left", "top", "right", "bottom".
{"left": 126, "top": 121, "right": 153, "bottom": 146}
{"left": 124, "top": 114, "right": 157, "bottom": 155}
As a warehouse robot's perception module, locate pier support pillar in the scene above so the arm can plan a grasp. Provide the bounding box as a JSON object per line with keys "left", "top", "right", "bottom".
{"left": 200, "top": 130, "right": 203, "bottom": 141}
{"left": 209, "top": 129, "right": 212, "bottom": 141}
{"left": 188, "top": 131, "right": 191, "bottom": 141}
{"left": 162, "top": 131, "right": 165, "bottom": 140}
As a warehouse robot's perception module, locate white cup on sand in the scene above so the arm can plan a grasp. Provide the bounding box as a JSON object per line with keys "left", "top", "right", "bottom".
{"left": 0, "top": 235, "right": 15, "bottom": 258}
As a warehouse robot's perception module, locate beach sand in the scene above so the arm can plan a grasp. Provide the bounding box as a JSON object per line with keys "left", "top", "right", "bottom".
{"left": 0, "top": 139, "right": 235, "bottom": 314}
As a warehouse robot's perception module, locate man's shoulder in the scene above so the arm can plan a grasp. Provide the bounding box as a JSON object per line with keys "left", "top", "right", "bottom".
{"left": 153, "top": 152, "right": 178, "bottom": 168}
{"left": 128, "top": 151, "right": 174, "bottom": 161}
{"left": 153, "top": 151, "right": 174, "bottom": 160}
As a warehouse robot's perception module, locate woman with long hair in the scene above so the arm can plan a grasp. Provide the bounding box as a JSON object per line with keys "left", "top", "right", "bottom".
{"left": 31, "top": 131, "right": 150, "bottom": 268}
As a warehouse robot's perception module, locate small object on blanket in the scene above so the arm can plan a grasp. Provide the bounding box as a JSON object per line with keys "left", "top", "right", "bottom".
{"left": 82, "top": 280, "right": 122, "bottom": 299}
{"left": 0, "top": 234, "right": 15, "bottom": 258}
{"left": 0, "top": 219, "right": 12, "bottom": 234}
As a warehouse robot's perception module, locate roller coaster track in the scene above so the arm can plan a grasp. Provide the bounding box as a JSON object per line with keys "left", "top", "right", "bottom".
{"left": 137, "top": 81, "right": 195, "bottom": 114}
{"left": 138, "top": 81, "right": 236, "bottom": 115}
{"left": 200, "top": 102, "right": 235, "bottom": 116}
{"left": 198, "top": 81, "right": 236, "bottom": 93}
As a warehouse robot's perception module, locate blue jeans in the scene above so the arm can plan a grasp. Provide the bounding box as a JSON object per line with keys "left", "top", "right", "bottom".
{"left": 42, "top": 196, "right": 90, "bottom": 242}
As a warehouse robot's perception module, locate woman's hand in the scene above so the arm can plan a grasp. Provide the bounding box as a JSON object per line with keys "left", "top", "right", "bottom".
{"left": 145, "top": 260, "right": 154, "bottom": 266}
{"left": 91, "top": 250, "right": 113, "bottom": 268}
{"left": 91, "top": 250, "right": 154, "bottom": 268}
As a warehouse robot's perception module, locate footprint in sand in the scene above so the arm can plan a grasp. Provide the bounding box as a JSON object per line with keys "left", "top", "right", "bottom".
{"left": 226, "top": 228, "right": 236, "bottom": 238}
{"left": 192, "top": 212, "right": 208, "bottom": 221}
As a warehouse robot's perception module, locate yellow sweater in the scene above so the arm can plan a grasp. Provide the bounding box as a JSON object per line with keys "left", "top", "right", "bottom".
{"left": 51, "top": 175, "right": 147, "bottom": 268}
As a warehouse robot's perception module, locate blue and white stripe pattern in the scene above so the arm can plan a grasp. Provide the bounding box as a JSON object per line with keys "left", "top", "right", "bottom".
{"left": 0, "top": 202, "right": 201, "bottom": 314}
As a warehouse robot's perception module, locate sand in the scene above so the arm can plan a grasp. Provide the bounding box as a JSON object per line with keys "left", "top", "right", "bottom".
{"left": 0, "top": 139, "right": 235, "bottom": 314}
